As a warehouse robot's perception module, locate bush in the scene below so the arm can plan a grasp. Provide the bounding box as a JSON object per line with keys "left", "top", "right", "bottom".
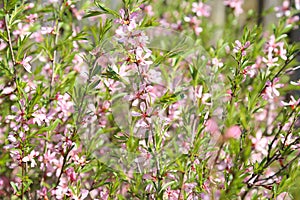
{"left": 0, "top": 0, "right": 299, "bottom": 199}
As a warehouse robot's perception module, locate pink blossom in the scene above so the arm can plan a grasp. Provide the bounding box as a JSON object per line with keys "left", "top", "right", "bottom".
{"left": 242, "top": 65, "right": 257, "bottom": 79}
{"left": 25, "top": 2, "right": 34, "bottom": 9}
{"left": 251, "top": 131, "right": 268, "bottom": 157}
{"left": 0, "top": 39, "right": 7, "bottom": 51}
{"left": 205, "top": 118, "right": 219, "bottom": 134}
{"left": 274, "top": 0, "right": 291, "bottom": 17}
{"left": 224, "top": 0, "right": 244, "bottom": 16}
{"left": 115, "top": 9, "right": 138, "bottom": 32}
{"left": 124, "top": 84, "right": 149, "bottom": 106}
{"left": 135, "top": 47, "right": 153, "bottom": 66}
{"left": 13, "top": 23, "right": 30, "bottom": 38}
{"left": 22, "top": 150, "right": 39, "bottom": 168}
{"left": 131, "top": 101, "right": 152, "bottom": 128}
{"left": 272, "top": 42, "right": 287, "bottom": 60}
{"left": 19, "top": 55, "right": 33, "bottom": 73}
{"left": 224, "top": 125, "right": 241, "bottom": 139}
{"left": 276, "top": 192, "right": 292, "bottom": 200}
{"left": 140, "top": 4, "right": 154, "bottom": 16}
{"left": 31, "top": 105, "right": 49, "bottom": 126}
{"left": 195, "top": 85, "right": 211, "bottom": 105}
{"left": 141, "top": 68, "right": 162, "bottom": 84}
{"left": 25, "top": 14, "right": 38, "bottom": 23}
{"left": 41, "top": 26, "right": 54, "bottom": 35}
{"left": 211, "top": 57, "right": 224, "bottom": 68}
{"left": 262, "top": 51, "right": 279, "bottom": 67}
{"left": 233, "top": 40, "right": 250, "bottom": 56}
{"left": 165, "top": 187, "right": 180, "bottom": 199}
{"left": 1, "top": 87, "right": 15, "bottom": 95}
{"left": 184, "top": 16, "right": 203, "bottom": 35}
{"left": 56, "top": 93, "right": 74, "bottom": 121}
{"left": 281, "top": 95, "right": 300, "bottom": 109}
{"left": 264, "top": 35, "right": 288, "bottom": 60}
{"left": 53, "top": 179, "right": 70, "bottom": 199}
{"left": 262, "top": 78, "right": 284, "bottom": 100}
{"left": 192, "top": 2, "right": 211, "bottom": 17}
{"left": 65, "top": 167, "right": 76, "bottom": 182}
{"left": 296, "top": 0, "right": 300, "bottom": 10}
{"left": 287, "top": 15, "right": 300, "bottom": 26}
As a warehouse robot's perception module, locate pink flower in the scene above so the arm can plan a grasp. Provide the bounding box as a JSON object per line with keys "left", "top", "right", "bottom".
{"left": 274, "top": 0, "right": 291, "bottom": 18}
{"left": 0, "top": 39, "right": 7, "bottom": 51}
{"left": 140, "top": 4, "right": 154, "bottom": 16}
{"left": 224, "top": 125, "right": 241, "bottom": 139}
{"left": 22, "top": 150, "right": 39, "bottom": 167}
{"left": 65, "top": 167, "right": 76, "bottom": 182}
{"left": 19, "top": 55, "right": 33, "bottom": 73}
{"left": 192, "top": 2, "right": 211, "bottom": 17}
{"left": 31, "top": 105, "right": 49, "bottom": 126}
{"left": 251, "top": 131, "right": 268, "bottom": 156}
{"left": 56, "top": 93, "right": 74, "bottom": 121}
{"left": 287, "top": 15, "right": 300, "bottom": 25}
{"left": 131, "top": 102, "right": 152, "bottom": 128}
{"left": 41, "top": 26, "right": 54, "bottom": 35}
{"left": 242, "top": 65, "right": 257, "bottom": 79}
{"left": 211, "top": 57, "right": 224, "bottom": 68}
{"left": 262, "top": 78, "right": 284, "bottom": 100}
{"left": 205, "top": 118, "right": 219, "bottom": 134}
{"left": 296, "top": 0, "right": 300, "bottom": 10}
{"left": 262, "top": 51, "right": 279, "bottom": 67}
{"left": 135, "top": 47, "right": 153, "bottom": 66}
{"left": 165, "top": 187, "right": 180, "bottom": 199}
{"left": 233, "top": 40, "right": 250, "bottom": 56}
{"left": 195, "top": 85, "right": 212, "bottom": 105}
{"left": 13, "top": 23, "right": 30, "bottom": 38}
{"left": 224, "top": 0, "right": 244, "bottom": 16}
{"left": 274, "top": 42, "right": 287, "bottom": 60}
{"left": 124, "top": 83, "right": 150, "bottom": 106}
{"left": 25, "top": 14, "right": 38, "bottom": 23}
{"left": 281, "top": 95, "right": 300, "bottom": 109}
{"left": 276, "top": 192, "right": 292, "bottom": 200}
{"left": 184, "top": 16, "right": 203, "bottom": 35}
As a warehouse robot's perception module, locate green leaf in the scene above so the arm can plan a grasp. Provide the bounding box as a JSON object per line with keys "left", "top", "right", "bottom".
{"left": 94, "top": 1, "right": 120, "bottom": 17}
{"left": 158, "top": 181, "right": 176, "bottom": 194}
{"left": 10, "top": 181, "right": 19, "bottom": 193}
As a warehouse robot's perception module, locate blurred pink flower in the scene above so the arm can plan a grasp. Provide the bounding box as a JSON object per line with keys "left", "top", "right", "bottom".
{"left": 274, "top": 0, "right": 291, "bottom": 17}
{"left": 19, "top": 55, "right": 33, "bottom": 73}
{"left": 276, "top": 192, "right": 292, "bottom": 200}
{"left": 192, "top": 2, "right": 211, "bottom": 17}
{"left": 184, "top": 16, "right": 203, "bottom": 35}
{"left": 262, "top": 78, "right": 284, "bottom": 100}
{"left": 65, "top": 167, "right": 76, "bottom": 182}
{"left": 251, "top": 131, "right": 268, "bottom": 157}
{"left": 281, "top": 95, "right": 300, "bottom": 109}
{"left": 25, "top": 14, "right": 38, "bottom": 23}
{"left": 13, "top": 23, "right": 30, "bottom": 38}
{"left": 224, "top": 0, "right": 244, "bottom": 16}
{"left": 205, "top": 118, "right": 219, "bottom": 134}
{"left": 224, "top": 125, "right": 241, "bottom": 139}
{"left": 131, "top": 101, "right": 152, "bottom": 128}
{"left": 233, "top": 40, "right": 250, "bottom": 56}
{"left": 263, "top": 51, "right": 279, "bottom": 67}
{"left": 135, "top": 47, "right": 153, "bottom": 66}
{"left": 195, "top": 85, "right": 212, "bottom": 105}
{"left": 22, "top": 150, "right": 39, "bottom": 168}
{"left": 165, "top": 186, "right": 180, "bottom": 199}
